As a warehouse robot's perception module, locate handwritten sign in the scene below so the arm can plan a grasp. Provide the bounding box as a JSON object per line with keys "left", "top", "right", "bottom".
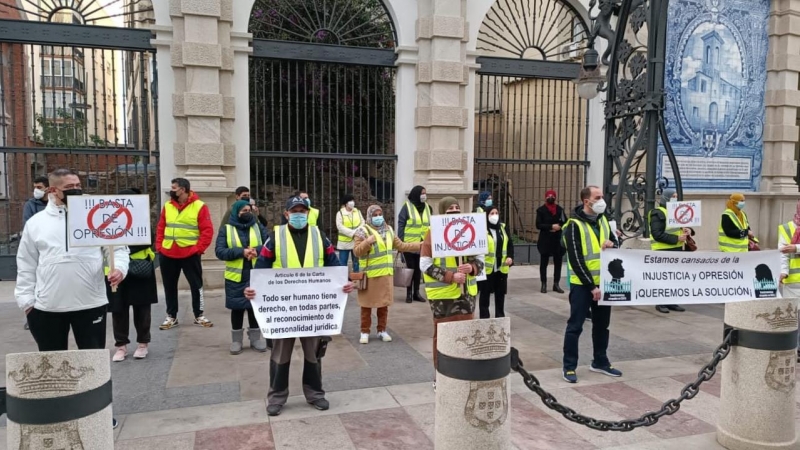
{"left": 430, "top": 213, "right": 488, "bottom": 258}
{"left": 67, "top": 195, "right": 151, "bottom": 247}
{"left": 667, "top": 201, "right": 702, "bottom": 227}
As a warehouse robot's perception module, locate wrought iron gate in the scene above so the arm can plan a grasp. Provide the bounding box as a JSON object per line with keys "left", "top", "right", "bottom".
{"left": 0, "top": 1, "right": 158, "bottom": 279}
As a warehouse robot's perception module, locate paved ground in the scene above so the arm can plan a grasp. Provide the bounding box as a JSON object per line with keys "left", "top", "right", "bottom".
{"left": 1, "top": 266, "right": 798, "bottom": 449}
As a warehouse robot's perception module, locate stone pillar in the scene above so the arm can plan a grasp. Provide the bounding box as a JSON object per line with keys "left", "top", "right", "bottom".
{"left": 395, "top": 46, "right": 419, "bottom": 220}
{"left": 435, "top": 317, "right": 511, "bottom": 450}
{"left": 717, "top": 299, "right": 798, "bottom": 449}
{"left": 761, "top": 0, "right": 800, "bottom": 192}
{"left": 5, "top": 350, "right": 113, "bottom": 449}
{"left": 415, "top": 0, "right": 475, "bottom": 210}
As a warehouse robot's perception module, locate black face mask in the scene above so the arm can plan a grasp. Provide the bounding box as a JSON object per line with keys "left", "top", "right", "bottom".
{"left": 446, "top": 211, "right": 460, "bottom": 215}
{"left": 239, "top": 213, "right": 254, "bottom": 223}
{"left": 169, "top": 191, "right": 180, "bottom": 201}
{"left": 546, "top": 198, "right": 556, "bottom": 204}
{"left": 240, "top": 196, "right": 251, "bottom": 202}
{"left": 62, "top": 189, "right": 83, "bottom": 198}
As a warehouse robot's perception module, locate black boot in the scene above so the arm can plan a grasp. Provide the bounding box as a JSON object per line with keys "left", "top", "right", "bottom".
{"left": 406, "top": 287, "right": 413, "bottom": 303}
{"left": 412, "top": 279, "right": 425, "bottom": 302}
{"left": 541, "top": 284, "right": 547, "bottom": 293}
{"left": 553, "top": 284, "right": 564, "bottom": 294}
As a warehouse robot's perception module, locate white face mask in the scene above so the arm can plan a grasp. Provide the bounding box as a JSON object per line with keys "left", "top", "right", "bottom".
{"left": 488, "top": 215, "right": 499, "bottom": 225}
{"left": 419, "top": 194, "right": 427, "bottom": 202}
{"left": 346, "top": 201, "right": 355, "bottom": 209}
{"left": 33, "top": 188, "right": 45, "bottom": 200}
{"left": 669, "top": 197, "right": 678, "bottom": 203}
{"left": 591, "top": 199, "right": 607, "bottom": 215}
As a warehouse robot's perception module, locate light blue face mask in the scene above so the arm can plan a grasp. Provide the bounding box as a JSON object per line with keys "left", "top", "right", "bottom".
{"left": 288, "top": 212, "right": 308, "bottom": 229}
{"left": 371, "top": 216, "right": 385, "bottom": 227}
{"left": 737, "top": 201, "right": 745, "bottom": 210}
{"left": 484, "top": 199, "right": 493, "bottom": 207}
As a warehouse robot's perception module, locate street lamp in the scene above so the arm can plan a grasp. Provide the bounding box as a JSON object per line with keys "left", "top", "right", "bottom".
{"left": 574, "top": 48, "right": 604, "bottom": 100}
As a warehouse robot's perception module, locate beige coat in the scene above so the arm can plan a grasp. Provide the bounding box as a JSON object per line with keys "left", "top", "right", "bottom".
{"left": 353, "top": 225, "right": 421, "bottom": 308}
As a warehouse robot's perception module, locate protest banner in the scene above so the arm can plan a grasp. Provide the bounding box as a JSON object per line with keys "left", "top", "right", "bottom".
{"left": 666, "top": 201, "right": 702, "bottom": 227}
{"left": 249, "top": 266, "right": 349, "bottom": 339}
{"left": 430, "top": 213, "right": 488, "bottom": 258}
{"left": 67, "top": 195, "right": 151, "bottom": 247}
{"left": 599, "top": 249, "right": 781, "bottom": 306}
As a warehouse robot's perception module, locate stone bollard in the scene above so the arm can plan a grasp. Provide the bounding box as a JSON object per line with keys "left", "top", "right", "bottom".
{"left": 435, "top": 317, "right": 511, "bottom": 450}
{"left": 717, "top": 299, "right": 798, "bottom": 449}
{"left": 5, "top": 350, "right": 114, "bottom": 449}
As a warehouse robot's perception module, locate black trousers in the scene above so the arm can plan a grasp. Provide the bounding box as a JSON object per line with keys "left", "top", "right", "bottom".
{"left": 230, "top": 307, "right": 259, "bottom": 329}
{"left": 562, "top": 284, "right": 611, "bottom": 371}
{"left": 478, "top": 272, "right": 507, "bottom": 319}
{"left": 27, "top": 304, "right": 108, "bottom": 351}
{"left": 112, "top": 304, "right": 151, "bottom": 346}
{"left": 540, "top": 252, "right": 563, "bottom": 285}
{"left": 268, "top": 337, "right": 325, "bottom": 406}
{"left": 404, "top": 252, "right": 422, "bottom": 296}
{"left": 159, "top": 253, "right": 204, "bottom": 318}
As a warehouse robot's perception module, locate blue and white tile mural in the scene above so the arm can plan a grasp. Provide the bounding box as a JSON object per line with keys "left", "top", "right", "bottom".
{"left": 657, "top": 0, "right": 769, "bottom": 192}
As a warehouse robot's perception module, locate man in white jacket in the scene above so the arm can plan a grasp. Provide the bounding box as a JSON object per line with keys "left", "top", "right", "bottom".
{"left": 15, "top": 168, "right": 130, "bottom": 351}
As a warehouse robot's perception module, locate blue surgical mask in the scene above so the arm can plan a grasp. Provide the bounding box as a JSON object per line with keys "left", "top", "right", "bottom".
{"left": 371, "top": 216, "right": 384, "bottom": 227}
{"left": 484, "top": 199, "right": 493, "bottom": 207}
{"left": 288, "top": 213, "right": 308, "bottom": 229}
{"left": 737, "top": 201, "right": 745, "bottom": 210}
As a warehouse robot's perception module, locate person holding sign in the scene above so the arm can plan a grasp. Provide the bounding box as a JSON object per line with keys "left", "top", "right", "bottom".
{"left": 398, "top": 185, "right": 433, "bottom": 303}
{"left": 215, "top": 200, "right": 269, "bottom": 355}
{"left": 336, "top": 193, "right": 364, "bottom": 272}
{"left": 719, "top": 193, "right": 758, "bottom": 252}
{"left": 478, "top": 205, "right": 514, "bottom": 319}
{"left": 778, "top": 200, "right": 800, "bottom": 362}
{"left": 421, "top": 197, "right": 484, "bottom": 379}
{"left": 648, "top": 189, "right": 692, "bottom": 314}
{"left": 561, "top": 186, "right": 622, "bottom": 384}
{"left": 243, "top": 195, "right": 353, "bottom": 417}
{"left": 353, "top": 204, "right": 422, "bottom": 344}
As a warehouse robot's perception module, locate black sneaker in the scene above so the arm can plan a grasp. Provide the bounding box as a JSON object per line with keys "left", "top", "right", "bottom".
{"left": 308, "top": 398, "right": 329, "bottom": 411}
{"left": 563, "top": 370, "right": 577, "bottom": 383}
{"left": 590, "top": 364, "right": 623, "bottom": 377}
{"left": 267, "top": 404, "right": 283, "bottom": 416}
{"left": 667, "top": 305, "right": 685, "bottom": 312}
{"left": 655, "top": 305, "right": 670, "bottom": 314}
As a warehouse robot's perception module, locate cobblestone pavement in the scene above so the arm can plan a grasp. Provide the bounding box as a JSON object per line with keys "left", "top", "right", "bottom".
{"left": 1, "top": 266, "right": 798, "bottom": 449}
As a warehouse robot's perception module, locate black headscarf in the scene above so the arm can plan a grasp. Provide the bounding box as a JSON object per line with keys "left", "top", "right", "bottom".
{"left": 486, "top": 205, "right": 501, "bottom": 229}
{"left": 408, "top": 185, "right": 426, "bottom": 213}
{"left": 340, "top": 193, "right": 354, "bottom": 207}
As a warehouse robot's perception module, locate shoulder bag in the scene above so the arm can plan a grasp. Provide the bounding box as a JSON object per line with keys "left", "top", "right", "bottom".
{"left": 393, "top": 253, "right": 414, "bottom": 288}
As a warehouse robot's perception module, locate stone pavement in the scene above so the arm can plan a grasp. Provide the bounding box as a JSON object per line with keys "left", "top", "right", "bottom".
{"left": 1, "top": 266, "right": 798, "bottom": 449}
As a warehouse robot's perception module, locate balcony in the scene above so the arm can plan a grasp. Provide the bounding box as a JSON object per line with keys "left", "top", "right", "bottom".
{"left": 41, "top": 76, "right": 86, "bottom": 92}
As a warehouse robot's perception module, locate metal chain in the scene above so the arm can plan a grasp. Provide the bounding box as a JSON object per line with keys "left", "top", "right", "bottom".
{"left": 510, "top": 332, "right": 732, "bottom": 432}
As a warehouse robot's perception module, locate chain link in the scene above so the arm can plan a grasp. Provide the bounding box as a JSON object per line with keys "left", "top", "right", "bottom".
{"left": 510, "top": 331, "right": 732, "bottom": 432}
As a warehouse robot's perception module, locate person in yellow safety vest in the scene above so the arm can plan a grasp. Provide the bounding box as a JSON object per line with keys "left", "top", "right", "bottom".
{"left": 475, "top": 190, "right": 493, "bottom": 213}
{"left": 777, "top": 199, "right": 800, "bottom": 363}
{"left": 336, "top": 193, "right": 364, "bottom": 272}
{"left": 398, "top": 185, "right": 433, "bottom": 303}
{"left": 243, "top": 195, "right": 354, "bottom": 417}
{"left": 421, "top": 197, "right": 484, "bottom": 390}
{"left": 478, "top": 205, "right": 514, "bottom": 319}
{"left": 279, "top": 189, "right": 321, "bottom": 226}
{"left": 353, "top": 204, "right": 422, "bottom": 344}
{"left": 648, "top": 189, "right": 693, "bottom": 314}
{"left": 215, "top": 200, "right": 269, "bottom": 355}
{"left": 561, "top": 186, "right": 622, "bottom": 384}
{"left": 718, "top": 193, "right": 757, "bottom": 252}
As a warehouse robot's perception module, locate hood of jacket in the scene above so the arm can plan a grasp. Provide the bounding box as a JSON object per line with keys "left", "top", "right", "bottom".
{"left": 571, "top": 204, "right": 600, "bottom": 224}
{"left": 169, "top": 191, "right": 202, "bottom": 211}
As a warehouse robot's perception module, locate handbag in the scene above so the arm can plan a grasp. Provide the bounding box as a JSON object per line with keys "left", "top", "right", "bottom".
{"left": 128, "top": 258, "right": 154, "bottom": 279}
{"left": 748, "top": 238, "right": 760, "bottom": 252}
{"left": 685, "top": 235, "right": 697, "bottom": 252}
{"left": 352, "top": 240, "right": 368, "bottom": 290}
{"left": 393, "top": 253, "right": 414, "bottom": 288}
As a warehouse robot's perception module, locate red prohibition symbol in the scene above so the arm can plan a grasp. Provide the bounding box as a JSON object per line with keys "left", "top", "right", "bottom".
{"left": 674, "top": 204, "right": 694, "bottom": 225}
{"left": 444, "top": 219, "right": 476, "bottom": 252}
{"left": 86, "top": 201, "right": 133, "bottom": 240}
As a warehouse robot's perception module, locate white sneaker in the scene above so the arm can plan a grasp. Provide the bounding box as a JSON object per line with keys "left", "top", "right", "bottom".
{"left": 112, "top": 346, "right": 127, "bottom": 362}
{"left": 159, "top": 316, "right": 178, "bottom": 330}
{"left": 377, "top": 331, "right": 392, "bottom": 342}
{"left": 359, "top": 333, "right": 369, "bottom": 344}
{"left": 193, "top": 315, "right": 213, "bottom": 328}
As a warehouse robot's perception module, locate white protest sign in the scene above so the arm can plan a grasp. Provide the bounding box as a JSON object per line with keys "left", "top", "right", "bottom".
{"left": 430, "top": 213, "right": 488, "bottom": 258}
{"left": 67, "top": 195, "right": 151, "bottom": 247}
{"left": 666, "top": 201, "right": 702, "bottom": 227}
{"left": 249, "top": 266, "right": 349, "bottom": 339}
{"left": 599, "top": 249, "right": 781, "bottom": 306}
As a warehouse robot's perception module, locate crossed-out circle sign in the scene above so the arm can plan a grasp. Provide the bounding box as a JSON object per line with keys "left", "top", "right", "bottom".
{"left": 444, "top": 218, "right": 476, "bottom": 252}
{"left": 673, "top": 204, "right": 694, "bottom": 225}
{"left": 86, "top": 201, "right": 133, "bottom": 240}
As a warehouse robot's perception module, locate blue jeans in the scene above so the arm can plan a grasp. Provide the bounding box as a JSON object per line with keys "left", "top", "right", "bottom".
{"left": 562, "top": 284, "right": 611, "bottom": 371}
{"left": 339, "top": 250, "right": 359, "bottom": 272}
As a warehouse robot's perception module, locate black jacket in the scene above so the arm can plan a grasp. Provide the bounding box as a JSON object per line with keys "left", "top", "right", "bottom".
{"left": 536, "top": 204, "right": 566, "bottom": 255}
{"left": 721, "top": 212, "right": 750, "bottom": 239}
{"left": 106, "top": 234, "right": 158, "bottom": 313}
{"left": 562, "top": 206, "right": 619, "bottom": 287}
{"left": 215, "top": 216, "right": 269, "bottom": 310}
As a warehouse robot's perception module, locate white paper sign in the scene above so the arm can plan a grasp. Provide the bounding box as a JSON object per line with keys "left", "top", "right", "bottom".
{"left": 67, "top": 195, "right": 151, "bottom": 247}
{"left": 599, "top": 249, "right": 781, "bottom": 306}
{"left": 666, "top": 201, "right": 702, "bottom": 227}
{"left": 249, "top": 266, "right": 349, "bottom": 339}
{"left": 430, "top": 213, "right": 489, "bottom": 258}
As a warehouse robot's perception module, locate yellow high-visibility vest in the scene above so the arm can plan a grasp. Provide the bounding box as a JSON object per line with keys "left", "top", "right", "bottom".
{"left": 224, "top": 225, "right": 262, "bottom": 282}
{"left": 403, "top": 201, "right": 430, "bottom": 243}
{"left": 424, "top": 257, "right": 478, "bottom": 299}
{"left": 648, "top": 207, "right": 682, "bottom": 251}
{"left": 162, "top": 200, "right": 205, "bottom": 249}
{"left": 359, "top": 226, "right": 394, "bottom": 278}
{"left": 718, "top": 209, "right": 749, "bottom": 253}
{"left": 476, "top": 206, "right": 485, "bottom": 213}
{"left": 779, "top": 222, "right": 800, "bottom": 284}
{"left": 273, "top": 225, "right": 324, "bottom": 268}
{"left": 337, "top": 209, "right": 363, "bottom": 244}
{"left": 308, "top": 207, "right": 320, "bottom": 227}
{"left": 485, "top": 224, "right": 509, "bottom": 275}
{"left": 565, "top": 216, "right": 611, "bottom": 286}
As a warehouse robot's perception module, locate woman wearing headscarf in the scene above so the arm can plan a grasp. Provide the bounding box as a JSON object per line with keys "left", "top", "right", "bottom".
{"left": 336, "top": 193, "right": 364, "bottom": 272}
{"left": 475, "top": 191, "right": 493, "bottom": 213}
{"left": 778, "top": 200, "right": 800, "bottom": 362}
{"left": 648, "top": 189, "right": 694, "bottom": 314}
{"left": 397, "top": 185, "right": 432, "bottom": 303}
{"left": 421, "top": 197, "right": 484, "bottom": 386}
{"left": 353, "top": 204, "right": 422, "bottom": 344}
{"left": 536, "top": 190, "right": 566, "bottom": 293}
{"left": 215, "top": 200, "right": 269, "bottom": 354}
{"left": 719, "top": 193, "right": 757, "bottom": 252}
{"left": 478, "top": 205, "right": 514, "bottom": 319}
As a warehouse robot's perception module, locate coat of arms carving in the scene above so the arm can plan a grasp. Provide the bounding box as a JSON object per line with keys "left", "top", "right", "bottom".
{"left": 464, "top": 379, "right": 508, "bottom": 433}
{"left": 765, "top": 350, "right": 795, "bottom": 393}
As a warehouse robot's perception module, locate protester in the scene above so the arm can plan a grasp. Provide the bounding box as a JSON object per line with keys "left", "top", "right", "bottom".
{"left": 336, "top": 193, "right": 364, "bottom": 272}
{"left": 478, "top": 206, "right": 513, "bottom": 319}
{"left": 281, "top": 189, "right": 320, "bottom": 226}
{"left": 244, "top": 195, "right": 353, "bottom": 416}
{"left": 778, "top": 199, "right": 800, "bottom": 362}
{"left": 353, "top": 204, "right": 421, "bottom": 344}
{"left": 220, "top": 186, "right": 252, "bottom": 227}
{"left": 648, "top": 189, "right": 692, "bottom": 314}
{"left": 22, "top": 175, "right": 49, "bottom": 225}
{"left": 421, "top": 197, "right": 484, "bottom": 388}
{"left": 719, "top": 193, "right": 757, "bottom": 252}
{"left": 216, "top": 200, "right": 269, "bottom": 354}
{"left": 561, "top": 186, "right": 621, "bottom": 384}
{"left": 110, "top": 188, "right": 158, "bottom": 362}
{"left": 156, "top": 177, "right": 214, "bottom": 329}
{"left": 536, "top": 189, "right": 566, "bottom": 293}
{"left": 475, "top": 191, "right": 492, "bottom": 213}
{"left": 398, "top": 185, "right": 432, "bottom": 303}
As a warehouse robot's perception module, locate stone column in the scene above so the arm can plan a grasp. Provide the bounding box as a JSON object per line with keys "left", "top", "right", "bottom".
{"left": 415, "top": 0, "right": 475, "bottom": 210}
{"left": 395, "top": 46, "right": 419, "bottom": 220}
{"left": 717, "top": 299, "right": 798, "bottom": 449}
{"left": 435, "top": 317, "right": 511, "bottom": 450}
{"left": 5, "top": 350, "right": 113, "bottom": 449}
